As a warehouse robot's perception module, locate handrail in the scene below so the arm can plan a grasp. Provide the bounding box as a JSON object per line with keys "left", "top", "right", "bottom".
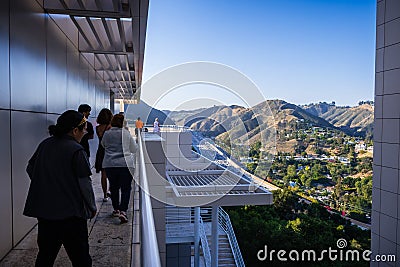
{"left": 218, "top": 207, "right": 245, "bottom": 267}
{"left": 143, "top": 124, "right": 191, "bottom": 132}
{"left": 137, "top": 131, "right": 162, "bottom": 267}
{"left": 199, "top": 216, "right": 212, "bottom": 267}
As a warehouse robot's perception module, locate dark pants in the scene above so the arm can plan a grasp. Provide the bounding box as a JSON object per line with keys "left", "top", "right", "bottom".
{"left": 134, "top": 128, "right": 142, "bottom": 136}
{"left": 35, "top": 217, "right": 91, "bottom": 267}
{"left": 105, "top": 167, "right": 133, "bottom": 212}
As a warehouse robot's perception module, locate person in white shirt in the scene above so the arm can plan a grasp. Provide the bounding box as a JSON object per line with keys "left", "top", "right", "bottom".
{"left": 153, "top": 117, "right": 160, "bottom": 133}
{"left": 101, "top": 114, "right": 137, "bottom": 223}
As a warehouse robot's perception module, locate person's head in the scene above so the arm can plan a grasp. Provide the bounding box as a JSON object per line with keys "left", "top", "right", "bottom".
{"left": 111, "top": 114, "right": 125, "bottom": 128}
{"left": 155, "top": 118, "right": 158, "bottom": 122}
{"left": 96, "top": 108, "right": 113, "bottom": 125}
{"left": 48, "top": 110, "right": 87, "bottom": 142}
{"left": 78, "top": 104, "right": 91, "bottom": 118}
{"left": 137, "top": 117, "right": 141, "bottom": 121}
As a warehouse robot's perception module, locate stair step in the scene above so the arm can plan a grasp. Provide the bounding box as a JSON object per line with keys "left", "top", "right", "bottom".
{"left": 219, "top": 260, "right": 236, "bottom": 264}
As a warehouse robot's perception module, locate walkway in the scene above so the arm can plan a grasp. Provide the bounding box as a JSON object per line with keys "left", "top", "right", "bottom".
{"left": 0, "top": 171, "right": 140, "bottom": 267}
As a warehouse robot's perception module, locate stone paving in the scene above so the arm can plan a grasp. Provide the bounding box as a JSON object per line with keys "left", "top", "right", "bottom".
{"left": 0, "top": 171, "right": 139, "bottom": 267}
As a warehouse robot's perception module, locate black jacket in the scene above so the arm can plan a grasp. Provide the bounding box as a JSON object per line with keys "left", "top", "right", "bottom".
{"left": 23, "top": 135, "right": 97, "bottom": 220}
{"left": 80, "top": 121, "right": 94, "bottom": 157}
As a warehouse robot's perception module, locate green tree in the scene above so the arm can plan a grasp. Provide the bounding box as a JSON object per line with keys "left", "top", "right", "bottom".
{"left": 287, "top": 165, "right": 297, "bottom": 178}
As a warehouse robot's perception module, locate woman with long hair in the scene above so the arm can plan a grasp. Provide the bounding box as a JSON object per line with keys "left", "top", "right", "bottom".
{"left": 95, "top": 108, "right": 113, "bottom": 201}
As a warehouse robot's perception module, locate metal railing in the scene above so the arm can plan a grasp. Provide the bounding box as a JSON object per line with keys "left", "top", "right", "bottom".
{"left": 144, "top": 124, "right": 191, "bottom": 132}
{"left": 199, "top": 216, "right": 212, "bottom": 267}
{"left": 137, "top": 132, "right": 162, "bottom": 267}
{"left": 218, "top": 207, "right": 245, "bottom": 267}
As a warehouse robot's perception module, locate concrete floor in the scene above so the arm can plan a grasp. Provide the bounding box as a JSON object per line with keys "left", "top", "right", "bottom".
{"left": 0, "top": 171, "right": 139, "bottom": 267}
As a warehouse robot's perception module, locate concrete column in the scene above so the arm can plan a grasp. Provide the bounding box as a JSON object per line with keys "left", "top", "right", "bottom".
{"left": 211, "top": 206, "right": 218, "bottom": 267}
{"left": 194, "top": 207, "right": 200, "bottom": 267}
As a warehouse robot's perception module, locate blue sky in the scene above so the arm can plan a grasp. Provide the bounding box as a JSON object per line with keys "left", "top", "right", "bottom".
{"left": 141, "top": 0, "right": 376, "bottom": 110}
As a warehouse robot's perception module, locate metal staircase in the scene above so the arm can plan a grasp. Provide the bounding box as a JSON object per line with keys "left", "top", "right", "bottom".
{"left": 207, "top": 234, "right": 236, "bottom": 267}
{"left": 166, "top": 206, "right": 245, "bottom": 267}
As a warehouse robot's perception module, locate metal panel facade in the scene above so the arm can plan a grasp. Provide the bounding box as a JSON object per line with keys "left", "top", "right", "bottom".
{"left": 0, "top": 110, "right": 12, "bottom": 258}
{"left": 11, "top": 111, "right": 47, "bottom": 245}
{"left": 372, "top": 0, "right": 400, "bottom": 260}
{"left": 0, "top": 0, "right": 149, "bottom": 260}
{"left": 10, "top": 0, "right": 46, "bottom": 112}
{"left": 66, "top": 39, "right": 81, "bottom": 110}
{"left": 47, "top": 18, "right": 67, "bottom": 114}
{"left": 0, "top": 0, "right": 10, "bottom": 109}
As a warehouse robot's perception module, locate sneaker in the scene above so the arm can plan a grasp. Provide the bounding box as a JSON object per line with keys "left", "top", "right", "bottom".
{"left": 103, "top": 197, "right": 109, "bottom": 202}
{"left": 112, "top": 210, "right": 120, "bottom": 217}
{"left": 119, "top": 211, "right": 128, "bottom": 224}
{"left": 106, "top": 191, "right": 111, "bottom": 197}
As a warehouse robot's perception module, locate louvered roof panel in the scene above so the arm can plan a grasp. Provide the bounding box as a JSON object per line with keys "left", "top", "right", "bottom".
{"left": 44, "top": 0, "right": 148, "bottom": 102}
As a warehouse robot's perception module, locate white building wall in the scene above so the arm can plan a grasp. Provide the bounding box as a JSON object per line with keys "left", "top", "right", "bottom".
{"left": 372, "top": 0, "right": 400, "bottom": 264}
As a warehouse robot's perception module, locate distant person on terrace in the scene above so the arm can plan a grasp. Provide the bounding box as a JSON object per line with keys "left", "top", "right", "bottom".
{"left": 135, "top": 117, "right": 143, "bottom": 136}
{"left": 153, "top": 117, "right": 160, "bottom": 133}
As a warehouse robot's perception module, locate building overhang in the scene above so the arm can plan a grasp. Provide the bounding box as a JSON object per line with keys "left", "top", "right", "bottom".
{"left": 166, "top": 168, "right": 273, "bottom": 207}
{"left": 44, "top": 0, "right": 148, "bottom": 102}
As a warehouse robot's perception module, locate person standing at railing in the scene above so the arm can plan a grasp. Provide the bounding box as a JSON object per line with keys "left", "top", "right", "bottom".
{"left": 135, "top": 117, "right": 144, "bottom": 136}
{"left": 153, "top": 117, "right": 160, "bottom": 133}
{"left": 23, "top": 110, "right": 97, "bottom": 267}
{"left": 94, "top": 108, "right": 113, "bottom": 202}
{"left": 101, "top": 114, "right": 137, "bottom": 223}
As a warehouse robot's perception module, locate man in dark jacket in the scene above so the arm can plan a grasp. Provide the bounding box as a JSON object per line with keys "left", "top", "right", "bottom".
{"left": 78, "top": 104, "right": 94, "bottom": 158}
{"left": 24, "top": 110, "right": 97, "bottom": 267}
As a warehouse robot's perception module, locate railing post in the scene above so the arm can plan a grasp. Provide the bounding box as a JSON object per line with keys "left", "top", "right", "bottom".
{"left": 211, "top": 206, "right": 219, "bottom": 267}
{"left": 194, "top": 207, "right": 200, "bottom": 267}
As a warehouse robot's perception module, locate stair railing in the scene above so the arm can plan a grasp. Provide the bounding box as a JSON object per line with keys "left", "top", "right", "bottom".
{"left": 199, "top": 216, "right": 212, "bottom": 267}
{"left": 218, "top": 207, "right": 245, "bottom": 267}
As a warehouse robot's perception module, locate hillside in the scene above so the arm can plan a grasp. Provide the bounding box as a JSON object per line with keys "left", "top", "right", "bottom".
{"left": 128, "top": 100, "right": 374, "bottom": 153}
{"left": 168, "top": 100, "right": 335, "bottom": 132}
{"left": 166, "top": 100, "right": 338, "bottom": 155}
{"left": 302, "top": 102, "right": 374, "bottom": 137}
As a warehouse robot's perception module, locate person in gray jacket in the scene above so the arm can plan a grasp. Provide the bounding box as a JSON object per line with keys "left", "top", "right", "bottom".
{"left": 101, "top": 114, "right": 137, "bottom": 223}
{"left": 24, "top": 110, "right": 97, "bottom": 267}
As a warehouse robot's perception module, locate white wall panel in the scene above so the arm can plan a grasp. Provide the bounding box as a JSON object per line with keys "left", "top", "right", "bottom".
{"left": 385, "top": 18, "right": 400, "bottom": 47}
{"left": 67, "top": 40, "right": 81, "bottom": 110}
{"left": 88, "top": 70, "right": 96, "bottom": 116}
{"left": 47, "top": 18, "right": 67, "bottom": 114}
{"left": 79, "top": 55, "right": 90, "bottom": 105}
{"left": 0, "top": 110, "right": 12, "bottom": 259}
{"left": 384, "top": 43, "right": 400, "bottom": 71}
{"left": 385, "top": 0, "right": 400, "bottom": 22}
{"left": 11, "top": 111, "right": 47, "bottom": 245}
{"left": 10, "top": 0, "right": 46, "bottom": 112}
{"left": 0, "top": 0, "right": 10, "bottom": 109}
